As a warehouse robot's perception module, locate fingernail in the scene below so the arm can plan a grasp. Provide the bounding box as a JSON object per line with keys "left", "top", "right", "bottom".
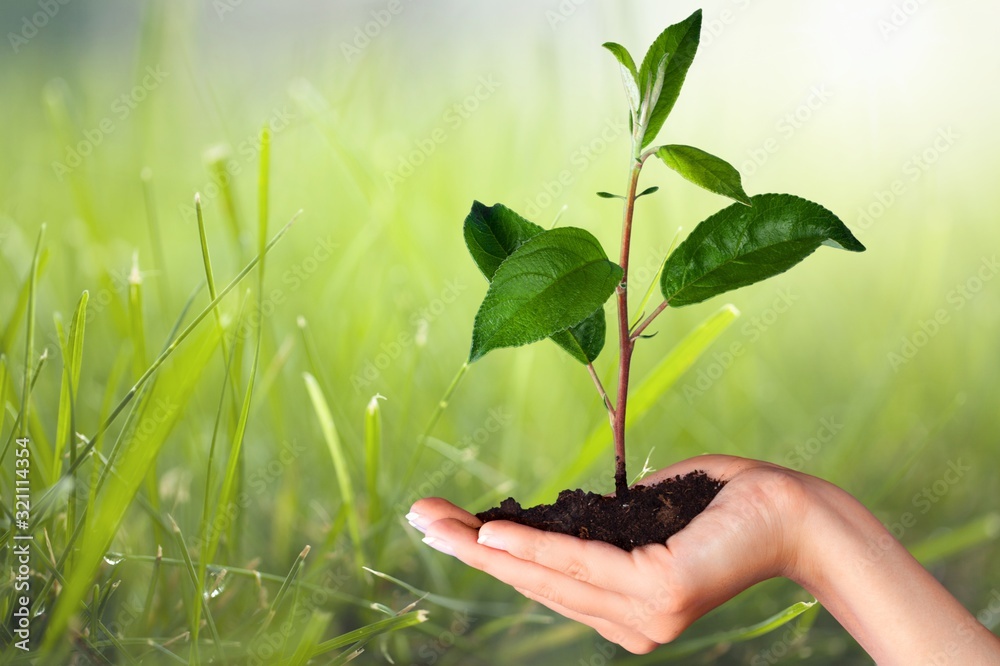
{"left": 477, "top": 532, "right": 507, "bottom": 551}
{"left": 421, "top": 536, "right": 455, "bottom": 557}
{"left": 405, "top": 512, "right": 428, "bottom": 534}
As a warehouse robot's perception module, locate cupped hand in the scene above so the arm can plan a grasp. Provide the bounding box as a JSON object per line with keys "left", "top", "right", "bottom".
{"left": 407, "top": 455, "right": 813, "bottom": 654}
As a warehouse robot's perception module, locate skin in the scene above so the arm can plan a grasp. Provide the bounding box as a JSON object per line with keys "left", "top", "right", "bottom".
{"left": 407, "top": 455, "right": 1000, "bottom": 664}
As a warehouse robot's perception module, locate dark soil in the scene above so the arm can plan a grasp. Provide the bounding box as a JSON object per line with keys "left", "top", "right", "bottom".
{"left": 476, "top": 471, "right": 725, "bottom": 551}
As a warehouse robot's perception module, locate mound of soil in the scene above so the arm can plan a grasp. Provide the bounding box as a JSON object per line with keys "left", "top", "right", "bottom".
{"left": 476, "top": 471, "right": 724, "bottom": 551}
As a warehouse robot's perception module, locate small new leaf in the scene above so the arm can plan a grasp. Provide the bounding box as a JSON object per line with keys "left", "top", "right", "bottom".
{"left": 596, "top": 191, "right": 625, "bottom": 200}
{"left": 602, "top": 42, "right": 640, "bottom": 114}
{"left": 636, "top": 186, "right": 660, "bottom": 199}
{"left": 660, "top": 194, "right": 865, "bottom": 307}
{"left": 470, "top": 227, "right": 623, "bottom": 362}
{"left": 550, "top": 307, "right": 607, "bottom": 364}
{"left": 637, "top": 10, "right": 703, "bottom": 148}
{"left": 656, "top": 145, "right": 751, "bottom": 205}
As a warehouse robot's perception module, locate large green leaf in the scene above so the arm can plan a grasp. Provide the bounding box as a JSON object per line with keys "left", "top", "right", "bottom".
{"left": 656, "top": 145, "right": 751, "bottom": 205}
{"left": 464, "top": 201, "right": 543, "bottom": 280}
{"left": 469, "top": 227, "right": 622, "bottom": 362}
{"left": 464, "top": 202, "right": 609, "bottom": 363}
{"left": 660, "top": 194, "right": 865, "bottom": 307}
{"left": 638, "top": 9, "right": 702, "bottom": 148}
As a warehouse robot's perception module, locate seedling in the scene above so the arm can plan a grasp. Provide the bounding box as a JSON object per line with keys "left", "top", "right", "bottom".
{"left": 463, "top": 11, "right": 864, "bottom": 506}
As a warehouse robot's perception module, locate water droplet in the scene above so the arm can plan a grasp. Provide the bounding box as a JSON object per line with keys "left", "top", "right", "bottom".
{"left": 103, "top": 552, "right": 125, "bottom": 566}
{"left": 204, "top": 569, "right": 228, "bottom": 600}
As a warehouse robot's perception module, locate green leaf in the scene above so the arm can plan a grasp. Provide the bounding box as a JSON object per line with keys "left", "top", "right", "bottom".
{"left": 658, "top": 599, "right": 818, "bottom": 659}
{"left": 602, "top": 42, "right": 640, "bottom": 114}
{"left": 464, "top": 202, "right": 611, "bottom": 364}
{"left": 464, "top": 201, "right": 543, "bottom": 280}
{"left": 549, "top": 306, "right": 607, "bottom": 364}
{"left": 661, "top": 194, "right": 865, "bottom": 307}
{"left": 636, "top": 185, "right": 660, "bottom": 199}
{"left": 656, "top": 145, "right": 751, "bottom": 205}
{"left": 596, "top": 191, "right": 623, "bottom": 200}
{"left": 469, "top": 227, "right": 623, "bottom": 362}
{"left": 638, "top": 10, "right": 703, "bottom": 148}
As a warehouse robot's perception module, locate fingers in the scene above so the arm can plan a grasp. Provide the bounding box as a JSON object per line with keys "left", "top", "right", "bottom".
{"left": 476, "top": 520, "right": 641, "bottom": 595}
{"left": 512, "top": 587, "right": 659, "bottom": 655}
{"left": 424, "top": 518, "right": 634, "bottom": 624}
{"left": 407, "top": 497, "right": 482, "bottom": 534}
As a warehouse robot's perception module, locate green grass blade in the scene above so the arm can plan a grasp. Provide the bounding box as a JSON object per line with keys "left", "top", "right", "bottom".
{"left": 53, "top": 291, "right": 89, "bottom": 556}
{"left": 532, "top": 304, "right": 740, "bottom": 503}
{"left": 168, "top": 515, "right": 223, "bottom": 664}
{"left": 911, "top": 513, "right": 1000, "bottom": 565}
{"left": 362, "top": 567, "right": 514, "bottom": 616}
{"left": 203, "top": 316, "right": 261, "bottom": 567}
{"left": 127, "top": 253, "right": 148, "bottom": 380}
{"left": 140, "top": 167, "right": 170, "bottom": 307}
{"left": 0, "top": 249, "right": 49, "bottom": 357}
{"left": 43, "top": 211, "right": 299, "bottom": 490}
{"left": 18, "top": 225, "right": 43, "bottom": 443}
{"left": 655, "top": 599, "right": 817, "bottom": 660}
{"left": 41, "top": 322, "right": 222, "bottom": 653}
{"left": 310, "top": 611, "right": 428, "bottom": 659}
{"left": 304, "top": 373, "right": 364, "bottom": 566}
{"left": 287, "top": 611, "right": 332, "bottom": 665}
{"left": 365, "top": 394, "right": 384, "bottom": 528}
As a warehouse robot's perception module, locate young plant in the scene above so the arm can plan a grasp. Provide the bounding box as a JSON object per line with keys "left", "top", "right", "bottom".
{"left": 463, "top": 10, "right": 864, "bottom": 499}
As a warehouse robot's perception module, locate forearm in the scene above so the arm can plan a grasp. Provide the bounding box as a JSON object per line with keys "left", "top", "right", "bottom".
{"left": 788, "top": 478, "right": 1000, "bottom": 664}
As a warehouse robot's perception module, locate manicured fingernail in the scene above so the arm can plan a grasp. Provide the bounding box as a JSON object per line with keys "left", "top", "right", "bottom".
{"left": 477, "top": 532, "right": 507, "bottom": 551}
{"left": 405, "top": 512, "right": 428, "bottom": 533}
{"left": 421, "top": 536, "right": 455, "bottom": 556}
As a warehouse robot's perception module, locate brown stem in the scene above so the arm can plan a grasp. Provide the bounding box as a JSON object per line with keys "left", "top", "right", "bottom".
{"left": 612, "top": 160, "right": 644, "bottom": 497}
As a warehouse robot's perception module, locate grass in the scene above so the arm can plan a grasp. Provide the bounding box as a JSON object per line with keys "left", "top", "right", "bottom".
{"left": 2, "top": 1, "right": 999, "bottom": 663}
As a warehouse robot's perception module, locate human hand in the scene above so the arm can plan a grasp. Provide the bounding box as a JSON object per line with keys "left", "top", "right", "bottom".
{"left": 408, "top": 454, "right": 1000, "bottom": 662}
{"left": 407, "top": 455, "right": 810, "bottom": 654}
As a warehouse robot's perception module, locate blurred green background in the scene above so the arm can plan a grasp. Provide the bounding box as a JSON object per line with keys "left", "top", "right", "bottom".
{"left": 1, "top": 0, "right": 998, "bottom": 663}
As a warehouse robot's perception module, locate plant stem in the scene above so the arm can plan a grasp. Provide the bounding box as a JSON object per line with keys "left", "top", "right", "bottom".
{"left": 612, "top": 157, "right": 644, "bottom": 497}
{"left": 631, "top": 300, "right": 669, "bottom": 341}
{"left": 586, "top": 363, "right": 615, "bottom": 421}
